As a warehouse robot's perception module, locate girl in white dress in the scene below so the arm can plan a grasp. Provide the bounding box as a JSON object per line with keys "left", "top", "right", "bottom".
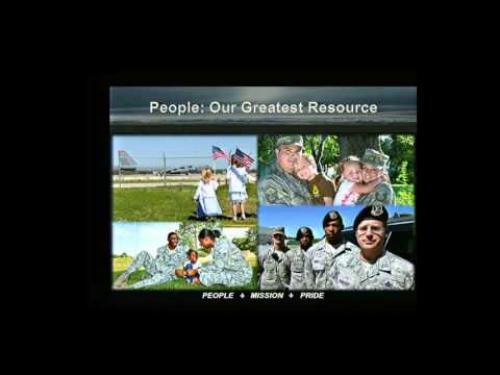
{"left": 194, "top": 169, "right": 222, "bottom": 219}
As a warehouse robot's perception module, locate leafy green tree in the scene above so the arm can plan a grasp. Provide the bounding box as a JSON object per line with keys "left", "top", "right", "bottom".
{"left": 177, "top": 222, "right": 225, "bottom": 250}
{"left": 303, "top": 135, "right": 339, "bottom": 173}
{"left": 338, "top": 135, "right": 380, "bottom": 160}
{"left": 381, "top": 135, "right": 415, "bottom": 184}
{"left": 232, "top": 227, "right": 257, "bottom": 252}
{"left": 396, "top": 160, "right": 409, "bottom": 185}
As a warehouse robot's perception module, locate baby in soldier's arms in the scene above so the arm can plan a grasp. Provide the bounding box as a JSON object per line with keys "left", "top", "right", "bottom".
{"left": 295, "top": 154, "right": 335, "bottom": 205}
{"left": 333, "top": 156, "right": 385, "bottom": 206}
{"left": 182, "top": 249, "right": 201, "bottom": 285}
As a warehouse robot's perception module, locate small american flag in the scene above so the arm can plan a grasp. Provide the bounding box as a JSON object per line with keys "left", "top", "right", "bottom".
{"left": 233, "top": 148, "right": 254, "bottom": 167}
{"left": 212, "top": 146, "right": 228, "bottom": 161}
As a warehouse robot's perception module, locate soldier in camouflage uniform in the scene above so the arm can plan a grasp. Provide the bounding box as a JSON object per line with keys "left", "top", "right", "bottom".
{"left": 258, "top": 136, "right": 313, "bottom": 206}
{"left": 304, "top": 211, "right": 360, "bottom": 290}
{"left": 330, "top": 203, "right": 414, "bottom": 290}
{"left": 357, "top": 149, "right": 395, "bottom": 206}
{"left": 286, "top": 227, "right": 314, "bottom": 290}
{"left": 259, "top": 227, "right": 291, "bottom": 290}
{"left": 197, "top": 229, "right": 253, "bottom": 287}
{"left": 113, "top": 232, "right": 187, "bottom": 290}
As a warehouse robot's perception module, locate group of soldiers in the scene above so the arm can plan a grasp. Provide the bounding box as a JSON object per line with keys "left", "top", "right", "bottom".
{"left": 258, "top": 203, "right": 415, "bottom": 290}
{"left": 258, "top": 135, "right": 394, "bottom": 206}
{"left": 113, "top": 229, "right": 252, "bottom": 289}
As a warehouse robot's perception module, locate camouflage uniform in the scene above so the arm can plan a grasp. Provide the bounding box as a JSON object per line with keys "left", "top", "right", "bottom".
{"left": 357, "top": 182, "right": 395, "bottom": 206}
{"left": 330, "top": 203, "right": 415, "bottom": 290}
{"left": 119, "top": 245, "right": 187, "bottom": 289}
{"left": 259, "top": 245, "right": 290, "bottom": 290}
{"left": 329, "top": 250, "right": 415, "bottom": 290}
{"left": 286, "top": 247, "right": 308, "bottom": 290}
{"left": 259, "top": 162, "right": 313, "bottom": 206}
{"left": 258, "top": 135, "right": 313, "bottom": 206}
{"left": 304, "top": 238, "right": 359, "bottom": 290}
{"left": 199, "top": 239, "right": 252, "bottom": 287}
{"left": 358, "top": 149, "right": 394, "bottom": 206}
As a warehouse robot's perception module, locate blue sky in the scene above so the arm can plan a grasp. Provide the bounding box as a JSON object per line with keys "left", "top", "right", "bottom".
{"left": 113, "top": 222, "right": 181, "bottom": 257}
{"left": 258, "top": 205, "right": 414, "bottom": 239}
{"left": 112, "top": 135, "right": 257, "bottom": 168}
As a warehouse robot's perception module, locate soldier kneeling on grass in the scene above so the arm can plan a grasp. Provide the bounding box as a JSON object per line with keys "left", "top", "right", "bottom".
{"left": 195, "top": 228, "right": 253, "bottom": 287}
{"left": 113, "top": 232, "right": 186, "bottom": 290}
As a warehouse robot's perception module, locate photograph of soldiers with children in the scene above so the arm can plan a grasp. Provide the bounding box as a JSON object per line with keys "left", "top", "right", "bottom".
{"left": 113, "top": 223, "right": 257, "bottom": 290}
{"left": 258, "top": 134, "right": 414, "bottom": 207}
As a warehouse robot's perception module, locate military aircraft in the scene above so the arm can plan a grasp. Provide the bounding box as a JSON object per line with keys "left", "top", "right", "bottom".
{"left": 114, "top": 150, "right": 203, "bottom": 175}
{"left": 117, "top": 150, "right": 139, "bottom": 172}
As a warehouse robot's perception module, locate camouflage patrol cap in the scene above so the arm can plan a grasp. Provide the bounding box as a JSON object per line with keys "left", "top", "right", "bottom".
{"left": 322, "top": 210, "right": 343, "bottom": 228}
{"left": 361, "top": 149, "right": 390, "bottom": 171}
{"left": 353, "top": 203, "right": 389, "bottom": 230}
{"left": 271, "top": 227, "right": 286, "bottom": 237}
{"left": 275, "top": 135, "right": 304, "bottom": 150}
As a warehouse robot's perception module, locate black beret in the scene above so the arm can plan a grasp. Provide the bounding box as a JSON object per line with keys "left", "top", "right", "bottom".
{"left": 296, "top": 226, "right": 314, "bottom": 241}
{"left": 322, "top": 210, "right": 343, "bottom": 228}
{"left": 353, "top": 203, "right": 389, "bottom": 230}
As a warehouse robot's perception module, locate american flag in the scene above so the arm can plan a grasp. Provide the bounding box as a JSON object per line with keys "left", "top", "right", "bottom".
{"left": 233, "top": 148, "right": 254, "bottom": 167}
{"left": 212, "top": 146, "right": 228, "bottom": 161}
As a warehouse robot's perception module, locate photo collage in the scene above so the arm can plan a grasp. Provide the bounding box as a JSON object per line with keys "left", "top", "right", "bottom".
{"left": 112, "top": 133, "right": 415, "bottom": 291}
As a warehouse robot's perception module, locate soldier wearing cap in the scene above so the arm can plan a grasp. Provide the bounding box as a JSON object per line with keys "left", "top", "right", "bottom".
{"left": 330, "top": 203, "right": 415, "bottom": 290}
{"left": 259, "top": 227, "right": 291, "bottom": 290}
{"left": 258, "top": 135, "right": 313, "bottom": 206}
{"left": 357, "top": 149, "right": 395, "bottom": 206}
{"left": 286, "top": 227, "right": 314, "bottom": 290}
{"left": 304, "top": 211, "right": 359, "bottom": 289}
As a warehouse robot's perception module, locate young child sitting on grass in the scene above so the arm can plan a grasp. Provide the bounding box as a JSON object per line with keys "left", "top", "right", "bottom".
{"left": 182, "top": 249, "right": 201, "bottom": 285}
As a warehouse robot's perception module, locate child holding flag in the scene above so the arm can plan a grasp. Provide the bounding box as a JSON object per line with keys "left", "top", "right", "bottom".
{"left": 227, "top": 148, "right": 253, "bottom": 221}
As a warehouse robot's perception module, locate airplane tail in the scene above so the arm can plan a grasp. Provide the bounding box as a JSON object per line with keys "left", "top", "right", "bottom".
{"left": 118, "top": 150, "right": 138, "bottom": 169}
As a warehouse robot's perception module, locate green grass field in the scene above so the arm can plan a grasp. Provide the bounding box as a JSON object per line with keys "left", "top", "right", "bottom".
{"left": 113, "top": 183, "right": 257, "bottom": 224}
{"left": 112, "top": 256, "right": 259, "bottom": 291}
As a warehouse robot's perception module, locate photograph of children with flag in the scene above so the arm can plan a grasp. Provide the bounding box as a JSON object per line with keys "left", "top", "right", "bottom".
{"left": 113, "top": 135, "right": 258, "bottom": 225}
